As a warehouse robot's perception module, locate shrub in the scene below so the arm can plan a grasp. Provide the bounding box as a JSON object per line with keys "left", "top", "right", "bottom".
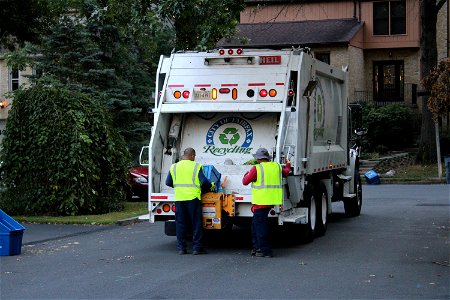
{"left": 0, "top": 83, "right": 130, "bottom": 216}
{"left": 362, "top": 103, "right": 414, "bottom": 152}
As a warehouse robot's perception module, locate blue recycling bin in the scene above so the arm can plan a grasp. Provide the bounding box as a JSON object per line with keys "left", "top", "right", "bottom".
{"left": 0, "top": 209, "right": 25, "bottom": 256}
{"left": 445, "top": 156, "right": 450, "bottom": 184}
{"left": 364, "top": 169, "right": 380, "bottom": 185}
{"left": 203, "top": 165, "right": 221, "bottom": 192}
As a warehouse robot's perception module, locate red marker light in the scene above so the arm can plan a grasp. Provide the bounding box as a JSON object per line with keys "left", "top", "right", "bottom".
{"left": 172, "top": 205, "right": 176, "bottom": 212}
{"left": 228, "top": 49, "right": 234, "bottom": 55}
{"left": 182, "top": 91, "right": 190, "bottom": 99}
{"left": 259, "top": 89, "right": 268, "bottom": 97}
{"left": 219, "top": 49, "right": 225, "bottom": 55}
{"left": 219, "top": 88, "right": 230, "bottom": 94}
{"left": 236, "top": 48, "right": 243, "bottom": 55}
{"left": 288, "top": 89, "right": 295, "bottom": 96}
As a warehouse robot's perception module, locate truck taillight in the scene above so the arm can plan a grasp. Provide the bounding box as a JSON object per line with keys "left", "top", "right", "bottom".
{"left": 228, "top": 49, "right": 234, "bottom": 55}
{"left": 232, "top": 88, "right": 238, "bottom": 100}
{"left": 259, "top": 89, "right": 268, "bottom": 97}
{"left": 269, "top": 89, "right": 277, "bottom": 97}
{"left": 173, "top": 91, "right": 181, "bottom": 99}
{"left": 236, "top": 48, "right": 243, "bottom": 55}
{"left": 219, "top": 88, "right": 230, "bottom": 94}
{"left": 182, "top": 91, "right": 190, "bottom": 99}
{"left": 172, "top": 205, "right": 176, "bottom": 212}
{"left": 288, "top": 89, "right": 295, "bottom": 96}
{"left": 212, "top": 88, "right": 218, "bottom": 100}
{"left": 247, "top": 89, "right": 255, "bottom": 97}
{"left": 162, "top": 204, "right": 171, "bottom": 213}
{"left": 219, "top": 49, "right": 225, "bottom": 55}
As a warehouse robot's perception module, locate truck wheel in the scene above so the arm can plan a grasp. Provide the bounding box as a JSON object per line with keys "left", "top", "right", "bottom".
{"left": 300, "top": 184, "right": 316, "bottom": 243}
{"left": 344, "top": 173, "right": 362, "bottom": 217}
{"left": 314, "top": 183, "right": 328, "bottom": 237}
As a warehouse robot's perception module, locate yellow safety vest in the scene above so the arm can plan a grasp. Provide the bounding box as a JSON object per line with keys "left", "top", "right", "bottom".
{"left": 170, "top": 160, "right": 202, "bottom": 201}
{"left": 251, "top": 162, "right": 283, "bottom": 205}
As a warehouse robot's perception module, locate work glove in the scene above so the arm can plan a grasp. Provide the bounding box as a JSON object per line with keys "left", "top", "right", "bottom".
{"left": 210, "top": 182, "right": 216, "bottom": 192}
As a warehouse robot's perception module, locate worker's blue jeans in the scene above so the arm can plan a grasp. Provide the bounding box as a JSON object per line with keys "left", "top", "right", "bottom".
{"left": 252, "top": 207, "right": 273, "bottom": 256}
{"left": 175, "top": 199, "right": 203, "bottom": 252}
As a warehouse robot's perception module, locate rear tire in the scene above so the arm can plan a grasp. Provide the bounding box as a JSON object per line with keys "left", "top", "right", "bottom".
{"left": 300, "top": 184, "right": 316, "bottom": 243}
{"left": 344, "top": 173, "right": 362, "bottom": 217}
{"left": 314, "top": 182, "right": 328, "bottom": 237}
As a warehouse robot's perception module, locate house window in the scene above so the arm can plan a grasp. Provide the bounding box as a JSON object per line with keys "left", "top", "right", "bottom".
{"left": 373, "top": 60, "right": 404, "bottom": 102}
{"left": 32, "top": 65, "right": 43, "bottom": 79}
{"left": 315, "top": 52, "right": 330, "bottom": 65}
{"left": 10, "top": 67, "right": 19, "bottom": 91}
{"left": 373, "top": 1, "right": 406, "bottom": 35}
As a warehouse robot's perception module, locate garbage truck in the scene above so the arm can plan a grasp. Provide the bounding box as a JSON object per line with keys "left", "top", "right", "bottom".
{"left": 141, "top": 48, "right": 363, "bottom": 241}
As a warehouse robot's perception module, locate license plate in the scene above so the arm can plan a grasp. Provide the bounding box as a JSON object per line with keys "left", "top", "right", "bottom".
{"left": 194, "top": 90, "right": 211, "bottom": 100}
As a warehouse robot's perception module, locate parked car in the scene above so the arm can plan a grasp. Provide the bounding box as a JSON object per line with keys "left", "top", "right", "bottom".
{"left": 127, "top": 165, "right": 148, "bottom": 200}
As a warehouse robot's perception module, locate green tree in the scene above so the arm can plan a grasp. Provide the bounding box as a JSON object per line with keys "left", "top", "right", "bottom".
{"left": 7, "top": 0, "right": 175, "bottom": 161}
{"left": 155, "top": 0, "right": 245, "bottom": 50}
{"left": 0, "top": 0, "right": 54, "bottom": 49}
{"left": 0, "top": 83, "right": 129, "bottom": 216}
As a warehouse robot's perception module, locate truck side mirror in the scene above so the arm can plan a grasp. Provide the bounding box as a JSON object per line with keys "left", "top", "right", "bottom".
{"left": 354, "top": 128, "right": 367, "bottom": 137}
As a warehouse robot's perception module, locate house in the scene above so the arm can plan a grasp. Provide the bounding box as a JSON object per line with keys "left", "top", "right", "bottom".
{"left": 0, "top": 48, "right": 33, "bottom": 145}
{"left": 218, "top": 0, "right": 449, "bottom": 110}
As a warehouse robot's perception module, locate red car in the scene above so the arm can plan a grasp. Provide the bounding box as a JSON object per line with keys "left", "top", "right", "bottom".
{"left": 127, "top": 166, "right": 148, "bottom": 200}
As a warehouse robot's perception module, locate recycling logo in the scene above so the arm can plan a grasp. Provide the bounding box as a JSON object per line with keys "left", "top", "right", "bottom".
{"left": 205, "top": 117, "right": 253, "bottom": 148}
{"left": 219, "top": 128, "right": 240, "bottom": 145}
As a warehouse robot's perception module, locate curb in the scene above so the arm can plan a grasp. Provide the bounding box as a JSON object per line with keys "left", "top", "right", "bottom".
{"left": 364, "top": 179, "right": 447, "bottom": 185}
{"left": 116, "top": 216, "right": 145, "bottom": 226}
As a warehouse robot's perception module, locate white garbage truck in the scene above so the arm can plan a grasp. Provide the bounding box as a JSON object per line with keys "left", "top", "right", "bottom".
{"left": 141, "top": 48, "right": 363, "bottom": 241}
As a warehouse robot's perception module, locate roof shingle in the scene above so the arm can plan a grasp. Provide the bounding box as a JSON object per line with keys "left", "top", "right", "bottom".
{"left": 217, "top": 19, "right": 363, "bottom": 48}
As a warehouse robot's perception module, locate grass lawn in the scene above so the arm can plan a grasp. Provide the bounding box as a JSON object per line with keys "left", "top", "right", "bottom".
{"left": 13, "top": 202, "right": 148, "bottom": 225}
{"left": 377, "top": 163, "right": 447, "bottom": 183}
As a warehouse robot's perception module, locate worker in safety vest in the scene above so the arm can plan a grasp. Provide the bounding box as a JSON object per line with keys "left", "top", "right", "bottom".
{"left": 242, "top": 147, "right": 290, "bottom": 258}
{"left": 166, "top": 147, "right": 211, "bottom": 255}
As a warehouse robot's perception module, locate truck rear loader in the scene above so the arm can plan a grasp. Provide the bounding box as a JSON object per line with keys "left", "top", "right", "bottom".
{"left": 141, "top": 48, "right": 363, "bottom": 242}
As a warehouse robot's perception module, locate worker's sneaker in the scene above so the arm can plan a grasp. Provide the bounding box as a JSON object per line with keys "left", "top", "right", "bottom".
{"left": 192, "top": 249, "right": 208, "bottom": 255}
{"left": 251, "top": 249, "right": 261, "bottom": 256}
{"left": 178, "top": 250, "right": 187, "bottom": 255}
{"left": 255, "top": 251, "right": 273, "bottom": 258}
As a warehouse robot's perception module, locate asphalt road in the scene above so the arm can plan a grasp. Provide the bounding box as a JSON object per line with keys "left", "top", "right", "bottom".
{"left": 1, "top": 184, "right": 449, "bottom": 299}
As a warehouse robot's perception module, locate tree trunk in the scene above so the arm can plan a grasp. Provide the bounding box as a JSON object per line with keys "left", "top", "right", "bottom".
{"left": 417, "top": 0, "right": 439, "bottom": 163}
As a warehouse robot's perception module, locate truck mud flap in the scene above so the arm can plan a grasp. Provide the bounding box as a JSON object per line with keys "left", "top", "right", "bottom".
{"left": 165, "top": 220, "right": 176, "bottom": 236}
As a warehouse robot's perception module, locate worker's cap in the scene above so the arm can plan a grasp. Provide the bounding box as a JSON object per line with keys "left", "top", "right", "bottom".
{"left": 252, "top": 148, "right": 271, "bottom": 160}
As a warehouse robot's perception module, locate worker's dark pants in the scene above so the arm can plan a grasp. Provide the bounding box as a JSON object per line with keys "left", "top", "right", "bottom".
{"left": 175, "top": 199, "right": 203, "bottom": 252}
{"left": 252, "top": 207, "right": 273, "bottom": 256}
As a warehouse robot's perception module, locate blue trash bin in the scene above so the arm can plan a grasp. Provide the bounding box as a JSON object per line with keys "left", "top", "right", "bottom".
{"left": 364, "top": 169, "right": 380, "bottom": 185}
{"left": 0, "top": 209, "right": 25, "bottom": 256}
{"left": 445, "top": 156, "right": 450, "bottom": 184}
{"left": 203, "top": 165, "right": 221, "bottom": 192}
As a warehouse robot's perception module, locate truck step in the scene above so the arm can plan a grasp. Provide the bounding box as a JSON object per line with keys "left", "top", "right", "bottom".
{"left": 280, "top": 208, "right": 308, "bottom": 224}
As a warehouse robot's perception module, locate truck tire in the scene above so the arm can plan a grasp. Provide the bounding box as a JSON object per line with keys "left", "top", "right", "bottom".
{"left": 344, "top": 173, "right": 362, "bottom": 217}
{"left": 314, "top": 182, "right": 328, "bottom": 237}
{"left": 300, "top": 184, "right": 316, "bottom": 243}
